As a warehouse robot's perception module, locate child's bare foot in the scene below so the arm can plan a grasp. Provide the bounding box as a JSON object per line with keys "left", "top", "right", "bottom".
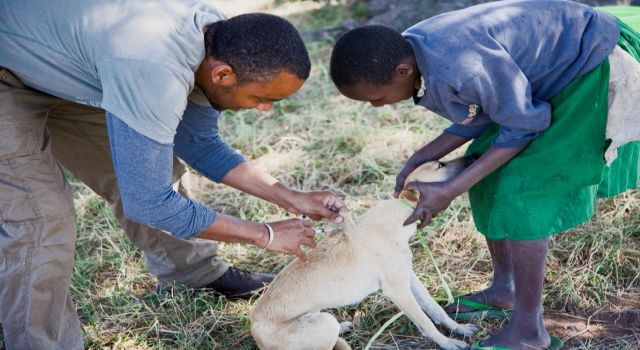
{"left": 477, "top": 315, "right": 551, "bottom": 350}
{"left": 444, "top": 287, "right": 514, "bottom": 313}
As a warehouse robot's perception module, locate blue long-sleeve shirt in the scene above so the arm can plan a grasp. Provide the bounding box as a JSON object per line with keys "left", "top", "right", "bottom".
{"left": 403, "top": 0, "right": 620, "bottom": 147}
{"left": 107, "top": 102, "right": 245, "bottom": 239}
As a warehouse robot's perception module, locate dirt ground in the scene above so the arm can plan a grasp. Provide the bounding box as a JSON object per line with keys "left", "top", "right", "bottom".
{"left": 543, "top": 291, "right": 640, "bottom": 348}
{"left": 367, "top": 291, "right": 640, "bottom": 349}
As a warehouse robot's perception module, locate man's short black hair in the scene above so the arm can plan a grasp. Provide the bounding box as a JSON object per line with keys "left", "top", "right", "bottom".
{"left": 205, "top": 13, "right": 311, "bottom": 83}
{"left": 330, "top": 25, "right": 414, "bottom": 88}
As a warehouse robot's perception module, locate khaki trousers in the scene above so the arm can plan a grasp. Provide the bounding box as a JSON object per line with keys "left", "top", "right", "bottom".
{"left": 0, "top": 68, "right": 228, "bottom": 349}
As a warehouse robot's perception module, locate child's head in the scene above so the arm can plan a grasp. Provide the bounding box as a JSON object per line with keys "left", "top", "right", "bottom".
{"left": 330, "top": 25, "right": 417, "bottom": 107}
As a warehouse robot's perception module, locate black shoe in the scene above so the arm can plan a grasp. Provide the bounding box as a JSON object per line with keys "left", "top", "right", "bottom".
{"left": 201, "top": 266, "right": 274, "bottom": 299}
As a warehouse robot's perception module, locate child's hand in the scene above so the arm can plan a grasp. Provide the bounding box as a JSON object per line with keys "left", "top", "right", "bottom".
{"left": 394, "top": 158, "right": 424, "bottom": 198}
{"left": 402, "top": 181, "right": 458, "bottom": 229}
{"left": 394, "top": 133, "right": 472, "bottom": 198}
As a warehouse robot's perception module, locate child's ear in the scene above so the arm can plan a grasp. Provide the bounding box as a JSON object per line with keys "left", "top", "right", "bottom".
{"left": 394, "top": 63, "right": 413, "bottom": 77}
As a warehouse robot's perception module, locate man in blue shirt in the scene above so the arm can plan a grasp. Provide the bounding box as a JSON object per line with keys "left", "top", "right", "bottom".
{"left": 0, "top": 1, "right": 346, "bottom": 349}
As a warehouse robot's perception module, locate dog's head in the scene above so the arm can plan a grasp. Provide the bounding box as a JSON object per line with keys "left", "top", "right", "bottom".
{"left": 399, "top": 155, "right": 476, "bottom": 202}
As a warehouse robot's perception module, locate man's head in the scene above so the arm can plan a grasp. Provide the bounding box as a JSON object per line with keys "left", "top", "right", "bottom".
{"left": 197, "top": 13, "right": 311, "bottom": 111}
{"left": 330, "top": 25, "right": 417, "bottom": 107}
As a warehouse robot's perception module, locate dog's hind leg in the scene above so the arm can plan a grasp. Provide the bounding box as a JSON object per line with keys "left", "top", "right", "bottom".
{"left": 333, "top": 337, "right": 352, "bottom": 350}
{"left": 263, "top": 312, "right": 345, "bottom": 350}
{"left": 410, "top": 273, "right": 479, "bottom": 337}
{"left": 382, "top": 282, "right": 469, "bottom": 350}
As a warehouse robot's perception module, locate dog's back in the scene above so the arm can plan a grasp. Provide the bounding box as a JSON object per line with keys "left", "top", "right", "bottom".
{"left": 251, "top": 201, "right": 415, "bottom": 350}
{"left": 251, "top": 227, "right": 362, "bottom": 350}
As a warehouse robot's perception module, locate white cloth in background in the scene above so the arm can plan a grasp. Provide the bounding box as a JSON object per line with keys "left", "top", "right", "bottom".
{"left": 606, "top": 45, "right": 640, "bottom": 165}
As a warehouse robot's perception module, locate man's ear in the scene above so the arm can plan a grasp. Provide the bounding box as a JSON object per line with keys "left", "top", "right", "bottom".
{"left": 394, "top": 63, "right": 413, "bottom": 78}
{"left": 210, "top": 62, "right": 237, "bottom": 87}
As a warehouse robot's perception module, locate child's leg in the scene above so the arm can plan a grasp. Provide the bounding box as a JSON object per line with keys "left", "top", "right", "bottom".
{"left": 481, "top": 237, "right": 551, "bottom": 349}
{"left": 445, "top": 238, "right": 515, "bottom": 312}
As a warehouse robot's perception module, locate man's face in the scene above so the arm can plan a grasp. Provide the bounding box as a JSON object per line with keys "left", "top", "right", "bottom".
{"left": 202, "top": 71, "right": 304, "bottom": 112}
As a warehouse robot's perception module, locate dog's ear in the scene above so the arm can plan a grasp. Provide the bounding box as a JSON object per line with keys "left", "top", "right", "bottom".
{"left": 399, "top": 188, "right": 419, "bottom": 202}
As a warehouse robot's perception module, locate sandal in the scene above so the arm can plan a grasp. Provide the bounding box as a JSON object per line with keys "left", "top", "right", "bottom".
{"left": 470, "top": 335, "right": 564, "bottom": 350}
{"left": 446, "top": 295, "right": 512, "bottom": 321}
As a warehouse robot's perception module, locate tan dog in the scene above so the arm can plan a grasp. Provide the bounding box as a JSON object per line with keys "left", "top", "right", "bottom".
{"left": 250, "top": 156, "right": 479, "bottom": 350}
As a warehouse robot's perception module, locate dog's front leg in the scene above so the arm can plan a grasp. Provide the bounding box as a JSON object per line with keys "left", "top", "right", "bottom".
{"left": 382, "top": 284, "right": 470, "bottom": 350}
{"left": 409, "top": 273, "right": 479, "bottom": 337}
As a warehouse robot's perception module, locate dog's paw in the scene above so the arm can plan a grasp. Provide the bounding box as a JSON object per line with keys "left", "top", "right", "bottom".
{"left": 440, "top": 338, "right": 470, "bottom": 350}
{"left": 454, "top": 323, "right": 480, "bottom": 337}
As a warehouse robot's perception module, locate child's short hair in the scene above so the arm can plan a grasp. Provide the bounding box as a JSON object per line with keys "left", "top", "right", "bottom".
{"left": 330, "top": 25, "right": 414, "bottom": 88}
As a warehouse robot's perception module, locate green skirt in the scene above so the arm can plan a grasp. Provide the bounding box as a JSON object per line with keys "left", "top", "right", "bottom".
{"left": 465, "top": 14, "right": 640, "bottom": 240}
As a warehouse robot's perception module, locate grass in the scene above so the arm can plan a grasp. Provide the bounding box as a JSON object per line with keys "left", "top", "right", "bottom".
{"left": 1, "top": 1, "right": 638, "bottom": 349}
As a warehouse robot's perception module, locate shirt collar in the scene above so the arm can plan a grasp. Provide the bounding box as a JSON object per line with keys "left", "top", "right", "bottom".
{"left": 415, "top": 75, "right": 426, "bottom": 98}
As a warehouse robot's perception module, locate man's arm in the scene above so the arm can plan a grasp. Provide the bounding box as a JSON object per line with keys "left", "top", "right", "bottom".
{"left": 107, "top": 111, "right": 217, "bottom": 239}
{"left": 173, "top": 102, "right": 246, "bottom": 183}
{"left": 107, "top": 112, "right": 317, "bottom": 260}
{"left": 221, "top": 162, "right": 345, "bottom": 222}
{"left": 197, "top": 213, "right": 316, "bottom": 261}
{"left": 174, "top": 102, "right": 346, "bottom": 223}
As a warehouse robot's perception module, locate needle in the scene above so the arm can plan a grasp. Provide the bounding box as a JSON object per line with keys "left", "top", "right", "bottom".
{"left": 300, "top": 215, "right": 343, "bottom": 235}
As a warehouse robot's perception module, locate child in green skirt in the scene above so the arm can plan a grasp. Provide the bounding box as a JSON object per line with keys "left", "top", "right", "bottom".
{"left": 329, "top": 1, "right": 640, "bottom": 349}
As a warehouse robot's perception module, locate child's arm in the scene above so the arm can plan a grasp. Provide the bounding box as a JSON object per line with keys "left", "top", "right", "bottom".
{"left": 393, "top": 132, "right": 471, "bottom": 197}
{"left": 404, "top": 143, "right": 527, "bottom": 228}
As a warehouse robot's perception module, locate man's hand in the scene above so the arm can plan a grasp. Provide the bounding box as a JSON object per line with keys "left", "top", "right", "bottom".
{"left": 197, "top": 214, "right": 317, "bottom": 262}
{"left": 221, "top": 162, "right": 347, "bottom": 223}
{"left": 286, "top": 190, "right": 347, "bottom": 224}
{"left": 262, "top": 218, "right": 317, "bottom": 262}
{"left": 403, "top": 181, "right": 457, "bottom": 229}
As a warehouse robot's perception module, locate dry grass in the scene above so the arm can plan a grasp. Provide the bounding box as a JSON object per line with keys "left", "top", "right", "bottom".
{"left": 1, "top": 1, "right": 638, "bottom": 350}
